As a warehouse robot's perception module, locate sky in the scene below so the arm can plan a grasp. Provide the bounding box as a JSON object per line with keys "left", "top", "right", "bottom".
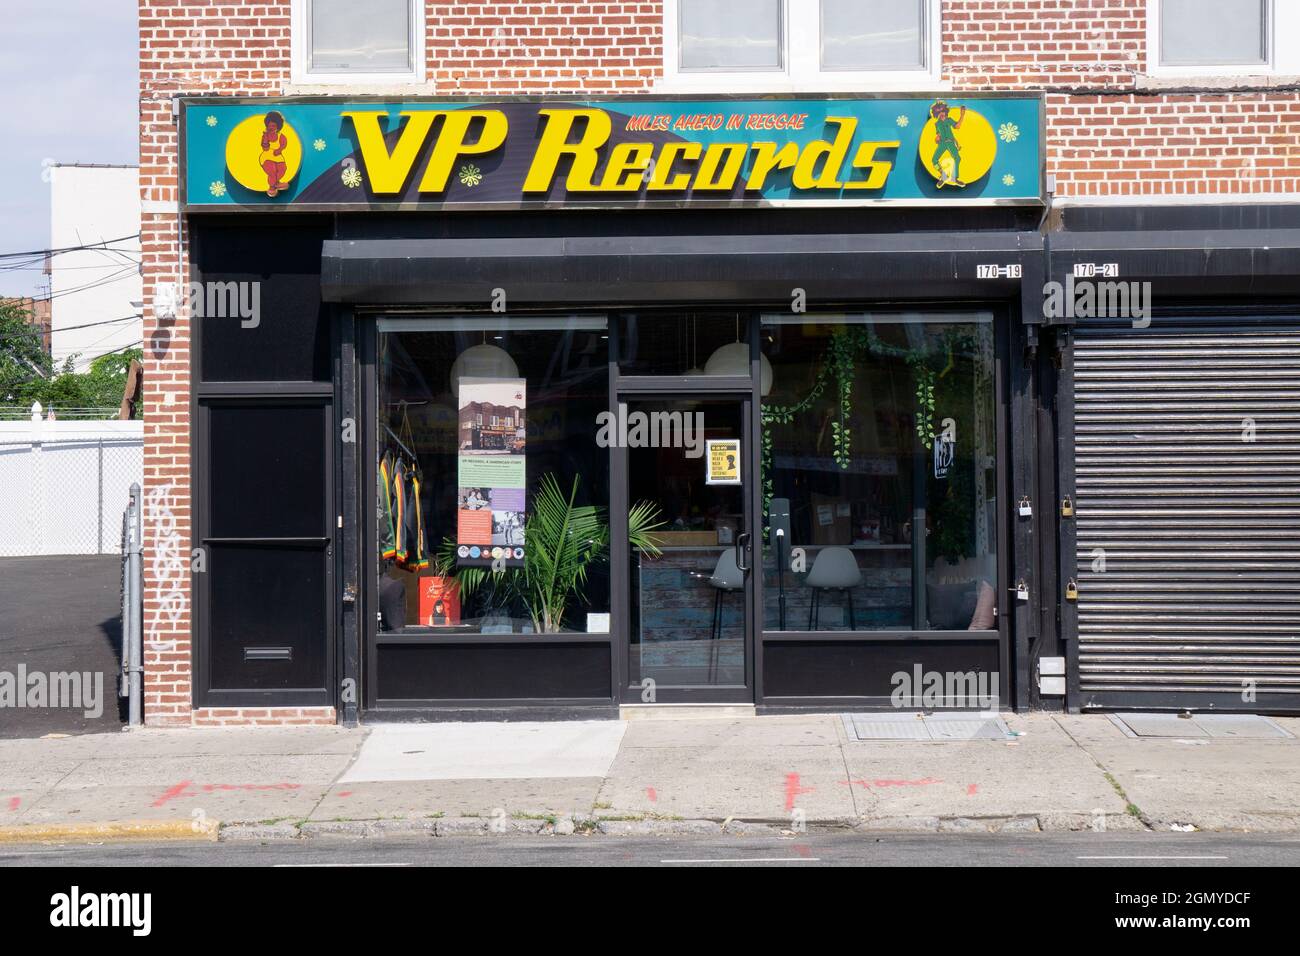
{"left": 0, "top": 2, "right": 139, "bottom": 298}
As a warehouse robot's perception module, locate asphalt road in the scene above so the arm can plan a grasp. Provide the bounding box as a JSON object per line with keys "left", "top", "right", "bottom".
{"left": 0, "top": 555, "right": 127, "bottom": 737}
{"left": 3, "top": 832, "right": 1299, "bottom": 867}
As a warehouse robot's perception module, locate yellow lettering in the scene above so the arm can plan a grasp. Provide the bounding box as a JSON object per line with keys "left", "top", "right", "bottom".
{"left": 744, "top": 142, "right": 799, "bottom": 191}
{"left": 792, "top": 117, "right": 858, "bottom": 191}
{"left": 598, "top": 142, "right": 653, "bottom": 191}
{"left": 695, "top": 143, "right": 748, "bottom": 191}
{"left": 522, "top": 108, "right": 612, "bottom": 192}
{"left": 842, "top": 140, "right": 899, "bottom": 190}
{"left": 646, "top": 142, "right": 701, "bottom": 191}
{"left": 341, "top": 111, "right": 437, "bottom": 194}
{"left": 419, "top": 110, "right": 508, "bottom": 192}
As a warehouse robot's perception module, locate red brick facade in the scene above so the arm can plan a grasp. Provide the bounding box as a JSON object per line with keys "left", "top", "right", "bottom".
{"left": 139, "top": 0, "right": 1300, "bottom": 725}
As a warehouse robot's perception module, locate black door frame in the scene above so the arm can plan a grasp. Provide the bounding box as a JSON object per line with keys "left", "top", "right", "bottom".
{"left": 611, "top": 384, "right": 759, "bottom": 705}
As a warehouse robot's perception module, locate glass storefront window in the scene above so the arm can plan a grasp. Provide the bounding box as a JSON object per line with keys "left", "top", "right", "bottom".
{"left": 761, "top": 312, "right": 998, "bottom": 632}
{"left": 376, "top": 316, "right": 611, "bottom": 635}
{"left": 618, "top": 311, "right": 753, "bottom": 378}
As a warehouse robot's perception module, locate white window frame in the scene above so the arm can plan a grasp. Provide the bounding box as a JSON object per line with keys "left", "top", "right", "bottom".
{"left": 291, "top": 0, "right": 426, "bottom": 86}
{"left": 1146, "top": 0, "right": 1299, "bottom": 77}
{"left": 660, "top": 0, "right": 943, "bottom": 92}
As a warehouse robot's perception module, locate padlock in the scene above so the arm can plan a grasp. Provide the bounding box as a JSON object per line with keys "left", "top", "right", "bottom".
{"left": 1015, "top": 579, "right": 1030, "bottom": 602}
{"left": 1061, "top": 496, "right": 1074, "bottom": 518}
{"left": 1018, "top": 496, "right": 1033, "bottom": 518}
{"left": 1065, "top": 579, "right": 1079, "bottom": 601}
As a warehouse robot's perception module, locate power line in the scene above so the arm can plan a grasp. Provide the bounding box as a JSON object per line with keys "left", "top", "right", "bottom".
{"left": 0, "top": 234, "right": 141, "bottom": 261}
{"left": 52, "top": 312, "right": 142, "bottom": 333}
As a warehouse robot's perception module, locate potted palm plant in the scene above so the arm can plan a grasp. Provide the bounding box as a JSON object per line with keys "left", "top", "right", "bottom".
{"left": 437, "top": 473, "right": 663, "bottom": 634}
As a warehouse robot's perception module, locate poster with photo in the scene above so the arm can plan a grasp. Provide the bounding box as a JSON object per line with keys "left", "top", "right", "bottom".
{"left": 456, "top": 377, "right": 526, "bottom": 566}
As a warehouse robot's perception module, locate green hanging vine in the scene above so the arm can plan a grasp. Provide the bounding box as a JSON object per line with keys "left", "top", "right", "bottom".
{"left": 760, "top": 326, "right": 974, "bottom": 518}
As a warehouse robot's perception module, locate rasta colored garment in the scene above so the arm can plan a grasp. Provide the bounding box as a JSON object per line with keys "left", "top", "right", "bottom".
{"left": 379, "top": 452, "right": 397, "bottom": 561}
{"left": 380, "top": 453, "right": 429, "bottom": 572}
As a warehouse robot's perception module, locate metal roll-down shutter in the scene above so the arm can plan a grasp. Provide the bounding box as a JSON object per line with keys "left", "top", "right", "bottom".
{"left": 1073, "top": 322, "right": 1300, "bottom": 709}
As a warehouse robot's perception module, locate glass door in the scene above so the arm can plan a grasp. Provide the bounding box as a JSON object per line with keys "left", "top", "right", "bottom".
{"left": 619, "top": 394, "right": 755, "bottom": 702}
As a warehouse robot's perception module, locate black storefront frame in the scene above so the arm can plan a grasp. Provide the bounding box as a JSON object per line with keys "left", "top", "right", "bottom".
{"left": 355, "top": 303, "right": 1024, "bottom": 717}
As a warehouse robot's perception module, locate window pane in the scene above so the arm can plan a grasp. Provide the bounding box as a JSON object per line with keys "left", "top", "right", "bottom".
{"left": 1160, "top": 0, "right": 1266, "bottom": 66}
{"left": 822, "top": 0, "right": 926, "bottom": 70}
{"left": 310, "top": 0, "right": 412, "bottom": 73}
{"left": 680, "top": 0, "right": 782, "bottom": 70}
{"left": 377, "top": 317, "right": 611, "bottom": 636}
{"left": 618, "top": 312, "right": 752, "bottom": 378}
{"left": 761, "top": 313, "right": 998, "bottom": 633}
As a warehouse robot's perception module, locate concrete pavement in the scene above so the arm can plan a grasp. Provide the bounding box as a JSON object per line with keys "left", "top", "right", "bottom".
{"left": 1, "top": 713, "right": 1298, "bottom": 841}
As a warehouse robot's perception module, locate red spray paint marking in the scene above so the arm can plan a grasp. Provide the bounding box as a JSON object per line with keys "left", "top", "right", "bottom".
{"left": 336, "top": 791, "right": 354, "bottom": 798}
{"left": 152, "top": 780, "right": 301, "bottom": 808}
{"left": 784, "top": 772, "right": 815, "bottom": 811}
{"left": 966, "top": 784, "right": 979, "bottom": 796}
{"left": 645, "top": 787, "right": 658, "bottom": 803}
{"left": 792, "top": 843, "right": 814, "bottom": 858}
{"left": 839, "top": 777, "right": 943, "bottom": 790}
{"left": 6, "top": 797, "right": 19, "bottom": 812}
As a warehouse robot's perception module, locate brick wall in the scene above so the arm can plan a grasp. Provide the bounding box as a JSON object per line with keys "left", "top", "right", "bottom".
{"left": 139, "top": 0, "right": 1300, "bottom": 725}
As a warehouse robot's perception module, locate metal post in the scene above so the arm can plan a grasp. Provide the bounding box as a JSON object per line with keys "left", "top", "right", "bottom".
{"left": 126, "top": 482, "right": 144, "bottom": 726}
{"left": 97, "top": 438, "right": 105, "bottom": 554}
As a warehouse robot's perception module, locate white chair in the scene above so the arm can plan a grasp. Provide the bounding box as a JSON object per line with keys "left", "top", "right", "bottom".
{"left": 806, "top": 547, "right": 863, "bottom": 630}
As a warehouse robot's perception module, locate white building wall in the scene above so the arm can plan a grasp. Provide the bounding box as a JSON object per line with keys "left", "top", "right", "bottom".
{"left": 48, "top": 165, "right": 142, "bottom": 373}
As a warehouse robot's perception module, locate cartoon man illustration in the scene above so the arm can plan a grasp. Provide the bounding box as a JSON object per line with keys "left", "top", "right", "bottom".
{"left": 259, "top": 110, "right": 288, "bottom": 197}
{"left": 930, "top": 100, "right": 967, "bottom": 188}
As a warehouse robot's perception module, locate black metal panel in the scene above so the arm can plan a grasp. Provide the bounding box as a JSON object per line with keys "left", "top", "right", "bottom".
{"left": 1046, "top": 227, "right": 1300, "bottom": 307}
{"left": 321, "top": 232, "right": 1043, "bottom": 306}
{"left": 193, "top": 218, "right": 333, "bottom": 383}
{"left": 374, "top": 641, "right": 614, "bottom": 702}
{"left": 208, "top": 403, "right": 327, "bottom": 538}
{"left": 761, "top": 638, "right": 1000, "bottom": 700}
{"left": 208, "top": 542, "right": 329, "bottom": 690}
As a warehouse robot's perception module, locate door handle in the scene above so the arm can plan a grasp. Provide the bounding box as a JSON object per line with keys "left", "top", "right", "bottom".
{"left": 735, "top": 532, "right": 751, "bottom": 573}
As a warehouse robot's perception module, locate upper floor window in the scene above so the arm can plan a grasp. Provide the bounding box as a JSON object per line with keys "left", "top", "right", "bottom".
{"left": 666, "top": 0, "right": 940, "bottom": 90}
{"left": 1147, "top": 0, "right": 1300, "bottom": 75}
{"left": 292, "top": 0, "right": 425, "bottom": 85}
{"left": 1157, "top": 0, "right": 1266, "bottom": 67}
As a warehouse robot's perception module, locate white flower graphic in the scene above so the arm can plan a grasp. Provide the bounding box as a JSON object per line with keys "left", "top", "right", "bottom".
{"left": 1002, "top": 174, "right": 1016, "bottom": 187}
{"left": 209, "top": 181, "right": 227, "bottom": 197}
{"left": 341, "top": 166, "right": 363, "bottom": 188}
{"left": 896, "top": 115, "right": 910, "bottom": 128}
{"left": 998, "top": 122, "right": 1020, "bottom": 143}
{"left": 205, "top": 115, "right": 217, "bottom": 127}
{"left": 313, "top": 138, "right": 327, "bottom": 152}
{"left": 458, "top": 164, "right": 483, "bottom": 187}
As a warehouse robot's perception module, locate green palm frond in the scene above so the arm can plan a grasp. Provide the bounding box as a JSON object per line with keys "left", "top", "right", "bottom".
{"left": 433, "top": 473, "right": 663, "bottom": 634}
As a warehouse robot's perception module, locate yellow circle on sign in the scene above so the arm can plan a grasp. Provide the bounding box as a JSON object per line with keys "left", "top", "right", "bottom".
{"left": 919, "top": 107, "right": 998, "bottom": 187}
{"left": 223, "top": 113, "right": 303, "bottom": 194}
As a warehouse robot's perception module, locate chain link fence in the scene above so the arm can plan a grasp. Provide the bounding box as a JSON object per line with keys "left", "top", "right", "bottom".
{"left": 0, "top": 424, "right": 144, "bottom": 556}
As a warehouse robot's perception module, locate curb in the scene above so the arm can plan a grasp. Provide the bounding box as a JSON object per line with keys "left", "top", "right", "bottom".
{"left": 0, "top": 819, "right": 221, "bottom": 845}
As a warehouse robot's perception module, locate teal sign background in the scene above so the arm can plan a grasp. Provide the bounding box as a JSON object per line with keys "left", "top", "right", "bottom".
{"left": 183, "top": 95, "right": 1043, "bottom": 209}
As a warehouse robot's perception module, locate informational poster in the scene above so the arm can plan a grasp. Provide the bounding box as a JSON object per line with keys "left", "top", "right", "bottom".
{"left": 455, "top": 377, "right": 526, "bottom": 566}
{"left": 706, "top": 439, "right": 741, "bottom": 485}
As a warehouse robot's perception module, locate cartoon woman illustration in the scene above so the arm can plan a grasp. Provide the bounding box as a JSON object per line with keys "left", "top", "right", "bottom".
{"left": 259, "top": 110, "right": 288, "bottom": 197}
{"left": 930, "top": 100, "right": 967, "bottom": 188}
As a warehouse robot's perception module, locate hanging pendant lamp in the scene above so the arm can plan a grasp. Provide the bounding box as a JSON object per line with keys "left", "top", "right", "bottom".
{"left": 704, "top": 342, "right": 773, "bottom": 395}
{"left": 450, "top": 339, "right": 519, "bottom": 392}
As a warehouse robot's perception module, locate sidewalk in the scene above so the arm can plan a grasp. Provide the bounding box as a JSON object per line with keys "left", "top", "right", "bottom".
{"left": 2, "top": 712, "right": 1298, "bottom": 842}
